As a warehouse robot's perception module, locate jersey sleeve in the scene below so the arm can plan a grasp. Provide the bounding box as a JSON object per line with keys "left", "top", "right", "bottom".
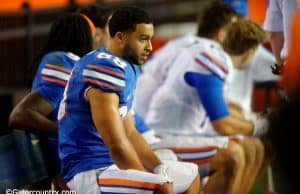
{"left": 32, "top": 53, "right": 73, "bottom": 109}
{"left": 184, "top": 72, "right": 229, "bottom": 121}
{"left": 33, "top": 85, "right": 64, "bottom": 110}
{"left": 194, "top": 52, "right": 229, "bottom": 80}
{"left": 32, "top": 53, "right": 72, "bottom": 89}
{"left": 82, "top": 62, "right": 126, "bottom": 94}
{"left": 132, "top": 111, "right": 149, "bottom": 134}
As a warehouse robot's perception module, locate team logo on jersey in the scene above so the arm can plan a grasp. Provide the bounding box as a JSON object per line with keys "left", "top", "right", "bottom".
{"left": 119, "top": 106, "right": 128, "bottom": 118}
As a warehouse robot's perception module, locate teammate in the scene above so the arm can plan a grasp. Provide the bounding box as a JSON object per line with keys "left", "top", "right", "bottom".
{"left": 281, "top": 7, "right": 300, "bottom": 97}
{"left": 132, "top": 2, "right": 267, "bottom": 193}
{"left": 58, "top": 7, "right": 200, "bottom": 194}
{"left": 134, "top": 1, "right": 239, "bottom": 119}
{"left": 8, "top": 13, "right": 96, "bottom": 189}
{"left": 146, "top": 18, "right": 266, "bottom": 139}
{"left": 264, "top": 0, "right": 298, "bottom": 70}
{"left": 223, "top": 0, "right": 278, "bottom": 115}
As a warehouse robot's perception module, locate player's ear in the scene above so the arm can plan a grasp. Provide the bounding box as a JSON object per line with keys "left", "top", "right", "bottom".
{"left": 115, "top": 32, "right": 127, "bottom": 44}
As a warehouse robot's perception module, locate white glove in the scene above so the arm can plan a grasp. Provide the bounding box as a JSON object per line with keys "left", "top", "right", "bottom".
{"left": 153, "top": 164, "right": 173, "bottom": 183}
{"left": 249, "top": 113, "right": 269, "bottom": 137}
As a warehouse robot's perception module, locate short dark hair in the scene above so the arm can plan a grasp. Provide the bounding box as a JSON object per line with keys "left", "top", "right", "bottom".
{"left": 109, "top": 6, "right": 153, "bottom": 37}
{"left": 80, "top": 4, "right": 112, "bottom": 29}
{"left": 197, "top": 0, "right": 237, "bottom": 38}
{"left": 223, "top": 19, "right": 266, "bottom": 55}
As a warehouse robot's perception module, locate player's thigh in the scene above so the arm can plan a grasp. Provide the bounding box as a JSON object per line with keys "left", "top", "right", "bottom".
{"left": 98, "top": 165, "right": 166, "bottom": 194}
{"left": 67, "top": 168, "right": 103, "bottom": 194}
{"left": 162, "top": 160, "right": 199, "bottom": 193}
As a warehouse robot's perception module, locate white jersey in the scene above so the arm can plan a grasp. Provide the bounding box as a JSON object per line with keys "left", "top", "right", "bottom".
{"left": 145, "top": 36, "right": 233, "bottom": 136}
{"left": 225, "top": 45, "right": 279, "bottom": 114}
{"left": 134, "top": 34, "right": 201, "bottom": 118}
{"left": 263, "top": 0, "right": 298, "bottom": 58}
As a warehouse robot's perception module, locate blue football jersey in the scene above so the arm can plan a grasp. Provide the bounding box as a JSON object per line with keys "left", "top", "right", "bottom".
{"left": 32, "top": 51, "right": 80, "bottom": 121}
{"left": 31, "top": 51, "right": 80, "bottom": 174}
{"left": 58, "top": 48, "right": 140, "bottom": 181}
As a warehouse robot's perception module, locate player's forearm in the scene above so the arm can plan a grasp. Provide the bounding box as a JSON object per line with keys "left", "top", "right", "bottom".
{"left": 269, "top": 31, "right": 284, "bottom": 65}
{"left": 213, "top": 116, "right": 253, "bottom": 136}
{"left": 228, "top": 101, "right": 244, "bottom": 118}
{"left": 9, "top": 109, "right": 58, "bottom": 136}
{"left": 109, "top": 140, "right": 145, "bottom": 171}
{"left": 128, "top": 129, "right": 161, "bottom": 172}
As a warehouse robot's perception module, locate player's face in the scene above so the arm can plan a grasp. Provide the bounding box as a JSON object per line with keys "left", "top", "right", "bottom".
{"left": 122, "top": 23, "right": 154, "bottom": 65}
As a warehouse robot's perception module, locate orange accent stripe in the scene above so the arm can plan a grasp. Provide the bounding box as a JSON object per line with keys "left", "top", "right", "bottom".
{"left": 202, "top": 52, "right": 228, "bottom": 73}
{"left": 184, "top": 158, "right": 212, "bottom": 166}
{"left": 98, "top": 178, "right": 160, "bottom": 189}
{"left": 87, "top": 64, "right": 124, "bottom": 79}
{"left": 83, "top": 78, "right": 121, "bottom": 91}
{"left": 41, "top": 76, "right": 66, "bottom": 86}
{"left": 168, "top": 146, "right": 218, "bottom": 153}
{"left": 45, "top": 64, "right": 72, "bottom": 74}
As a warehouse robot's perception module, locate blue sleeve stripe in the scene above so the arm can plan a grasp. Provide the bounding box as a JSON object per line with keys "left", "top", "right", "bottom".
{"left": 86, "top": 64, "right": 124, "bottom": 79}
{"left": 83, "top": 69, "right": 125, "bottom": 88}
{"left": 83, "top": 78, "right": 122, "bottom": 92}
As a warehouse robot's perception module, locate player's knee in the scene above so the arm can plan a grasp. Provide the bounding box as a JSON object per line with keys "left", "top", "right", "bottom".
{"left": 212, "top": 148, "right": 240, "bottom": 177}
{"left": 222, "top": 149, "right": 241, "bottom": 176}
{"left": 227, "top": 140, "right": 245, "bottom": 167}
{"left": 252, "top": 138, "right": 265, "bottom": 163}
{"left": 241, "top": 138, "right": 257, "bottom": 165}
{"left": 188, "top": 162, "right": 200, "bottom": 180}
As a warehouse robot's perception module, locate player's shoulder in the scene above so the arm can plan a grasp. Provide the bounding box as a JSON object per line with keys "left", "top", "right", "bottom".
{"left": 191, "top": 38, "right": 231, "bottom": 79}
{"left": 84, "top": 48, "right": 128, "bottom": 71}
{"left": 81, "top": 48, "right": 127, "bottom": 84}
{"left": 198, "top": 38, "right": 228, "bottom": 60}
{"left": 41, "top": 51, "right": 79, "bottom": 69}
{"left": 44, "top": 51, "right": 79, "bottom": 61}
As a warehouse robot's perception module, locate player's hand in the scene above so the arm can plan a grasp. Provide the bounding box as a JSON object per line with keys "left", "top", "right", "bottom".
{"left": 271, "top": 63, "right": 283, "bottom": 75}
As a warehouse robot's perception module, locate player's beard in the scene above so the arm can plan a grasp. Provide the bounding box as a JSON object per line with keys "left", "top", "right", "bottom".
{"left": 122, "top": 43, "right": 140, "bottom": 65}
